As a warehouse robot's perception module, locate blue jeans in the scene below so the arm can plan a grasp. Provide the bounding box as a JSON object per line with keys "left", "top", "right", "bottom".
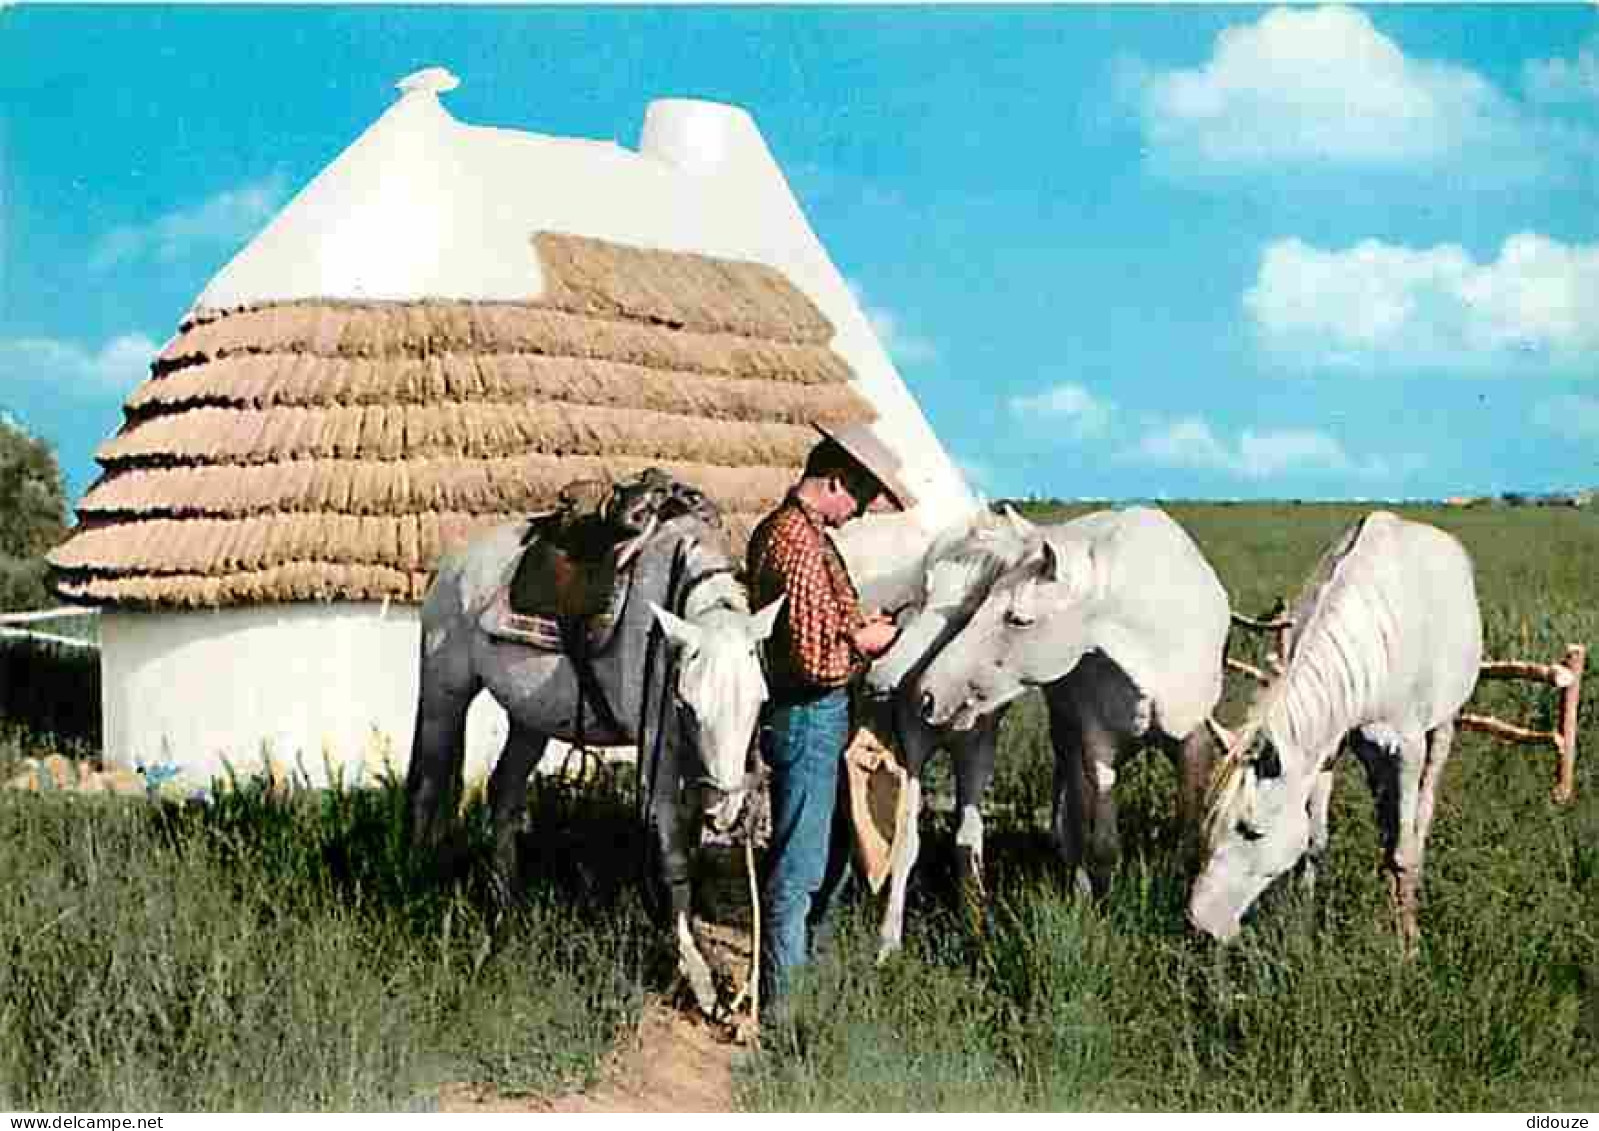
{"left": 760, "top": 688, "right": 853, "bottom": 1005}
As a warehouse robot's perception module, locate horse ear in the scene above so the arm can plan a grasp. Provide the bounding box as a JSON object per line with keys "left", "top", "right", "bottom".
{"left": 1036, "top": 538, "right": 1061, "bottom": 583}
{"left": 1001, "top": 504, "right": 1035, "bottom": 542}
{"left": 650, "top": 602, "right": 703, "bottom": 652}
{"left": 748, "top": 596, "right": 785, "bottom": 643}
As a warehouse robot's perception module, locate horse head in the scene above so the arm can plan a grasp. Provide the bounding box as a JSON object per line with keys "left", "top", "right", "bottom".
{"left": 650, "top": 592, "right": 783, "bottom": 833}
{"left": 915, "top": 510, "right": 1097, "bottom": 730}
{"left": 1188, "top": 713, "right": 1316, "bottom": 940}
{"left": 865, "top": 506, "right": 1034, "bottom": 698}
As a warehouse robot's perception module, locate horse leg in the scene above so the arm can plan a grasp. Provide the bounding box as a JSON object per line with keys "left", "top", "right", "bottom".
{"left": 644, "top": 738, "right": 718, "bottom": 1016}
{"left": 1413, "top": 720, "right": 1456, "bottom": 874}
{"left": 953, "top": 715, "right": 998, "bottom": 938}
{"left": 485, "top": 722, "right": 548, "bottom": 910}
{"left": 1047, "top": 704, "right": 1091, "bottom": 897}
{"left": 1298, "top": 762, "right": 1337, "bottom": 898}
{"left": 875, "top": 693, "right": 926, "bottom": 961}
{"left": 405, "top": 629, "right": 481, "bottom": 856}
{"left": 1391, "top": 720, "right": 1455, "bottom": 949}
{"left": 1167, "top": 723, "right": 1217, "bottom": 874}
{"left": 1352, "top": 722, "right": 1423, "bottom": 951}
{"left": 1390, "top": 729, "right": 1430, "bottom": 951}
{"left": 1077, "top": 709, "right": 1123, "bottom": 900}
{"left": 876, "top": 774, "right": 922, "bottom": 962}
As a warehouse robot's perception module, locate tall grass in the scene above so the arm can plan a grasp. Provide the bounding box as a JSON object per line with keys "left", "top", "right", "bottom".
{"left": 0, "top": 767, "right": 655, "bottom": 1110}
{"left": 739, "top": 503, "right": 1599, "bottom": 1111}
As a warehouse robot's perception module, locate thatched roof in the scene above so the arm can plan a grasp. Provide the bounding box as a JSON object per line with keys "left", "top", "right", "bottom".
{"left": 50, "top": 233, "right": 875, "bottom": 609}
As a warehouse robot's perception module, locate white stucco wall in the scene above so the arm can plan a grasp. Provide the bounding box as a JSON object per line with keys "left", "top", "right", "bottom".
{"left": 99, "top": 605, "right": 510, "bottom": 790}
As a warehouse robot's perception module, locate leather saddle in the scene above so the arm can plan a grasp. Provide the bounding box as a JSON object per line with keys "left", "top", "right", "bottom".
{"left": 481, "top": 469, "right": 720, "bottom": 654}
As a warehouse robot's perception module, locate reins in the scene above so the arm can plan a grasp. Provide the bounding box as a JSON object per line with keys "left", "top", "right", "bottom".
{"left": 637, "top": 539, "right": 690, "bottom": 827}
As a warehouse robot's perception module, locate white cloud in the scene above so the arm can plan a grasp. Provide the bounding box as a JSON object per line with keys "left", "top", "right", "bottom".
{"left": 1533, "top": 394, "right": 1599, "bottom": 443}
{"left": 1007, "top": 382, "right": 1115, "bottom": 440}
{"left": 0, "top": 333, "right": 159, "bottom": 395}
{"left": 1126, "top": 5, "right": 1589, "bottom": 181}
{"left": 1124, "top": 415, "right": 1415, "bottom": 481}
{"left": 848, "top": 280, "right": 938, "bottom": 366}
{"left": 1246, "top": 233, "right": 1599, "bottom": 373}
{"left": 92, "top": 176, "right": 288, "bottom": 269}
{"left": 1524, "top": 38, "right": 1599, "bottom": 105}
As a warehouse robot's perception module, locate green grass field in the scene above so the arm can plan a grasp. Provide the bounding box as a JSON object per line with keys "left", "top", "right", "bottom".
{"left": 0, "top": 756, "right": 659, "bottom": 1110}
{"left": 1, "top": 502, "right": 1595, "bottom": 1110}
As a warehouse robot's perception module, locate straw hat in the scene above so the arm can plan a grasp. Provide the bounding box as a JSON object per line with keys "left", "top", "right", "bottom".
{"left": 815, "top": 422, "right": 917, "bottom": 512}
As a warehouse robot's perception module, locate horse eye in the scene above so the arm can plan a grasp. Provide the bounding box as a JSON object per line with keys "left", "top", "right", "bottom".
{"left": 1004, "top": 607, "right": 1035, "bottom": 628}
{"left": 1235, "top": 820, "right": 1263, "bottom": 843}
{"left": 1255, "top": 746, "right": 1282, "bottom": 780}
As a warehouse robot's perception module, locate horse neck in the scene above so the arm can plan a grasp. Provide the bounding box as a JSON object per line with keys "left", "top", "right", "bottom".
{"left": 832, "top": 510, "right": 950, "bottom": 611}
{"left": 1261, "top": 572, "right": 1395, "bottom": 767}
{"left": 607, "top": 520, "right": 730, "bottom": 726}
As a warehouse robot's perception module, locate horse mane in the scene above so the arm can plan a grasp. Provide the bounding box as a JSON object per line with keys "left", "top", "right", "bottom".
{"left": 1204, "top": 513, "right": 1397, "bottom": 841}
{"left": 649, "top": 512, "right": 750, "bottom": 620}
{"left": 920, "top": 509, "right": 1036, "bottom": 608}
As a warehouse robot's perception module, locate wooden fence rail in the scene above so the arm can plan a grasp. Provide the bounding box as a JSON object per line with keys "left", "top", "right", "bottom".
{"left": 1460, "top": 643, "right": 1586, "bottom": 804}
{"left": 1227, "top": 602, "right": 1586, "bottom": 804}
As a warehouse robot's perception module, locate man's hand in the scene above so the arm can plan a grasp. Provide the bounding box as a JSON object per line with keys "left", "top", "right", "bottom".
{"left": 852, "top": 613, "right": 899, "bottom": 660}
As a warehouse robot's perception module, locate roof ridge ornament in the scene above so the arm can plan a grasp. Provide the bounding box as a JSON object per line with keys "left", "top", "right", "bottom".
{"left": 396, "top": 67, "right": 460, "bottom": 97}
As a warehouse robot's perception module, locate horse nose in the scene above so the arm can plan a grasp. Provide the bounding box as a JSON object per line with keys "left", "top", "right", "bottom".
{"left": 920, "top": 688, "right": 937, "bottom": 723}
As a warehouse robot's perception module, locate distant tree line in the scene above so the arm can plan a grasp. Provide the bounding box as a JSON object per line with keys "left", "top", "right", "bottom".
{"left": 0, "top": 416, "right": 68, "bottom": 612}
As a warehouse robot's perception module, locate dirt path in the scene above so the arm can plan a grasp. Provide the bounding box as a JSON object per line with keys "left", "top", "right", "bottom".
{"left": 438, "top": 998, "right": 743, "bottom": 1113}
{"left": 441, "top": 843, "right": 758, "bottom": 1113}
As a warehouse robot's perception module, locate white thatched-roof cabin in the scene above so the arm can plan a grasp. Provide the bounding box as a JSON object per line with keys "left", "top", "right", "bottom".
{"left": 49, "top": 67, "right": 973, "bottom": 787}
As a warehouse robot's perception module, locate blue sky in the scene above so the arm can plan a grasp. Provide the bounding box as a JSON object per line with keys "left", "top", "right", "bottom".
{"left": 2, "top": 4, "right": 1596, "bottom": 505}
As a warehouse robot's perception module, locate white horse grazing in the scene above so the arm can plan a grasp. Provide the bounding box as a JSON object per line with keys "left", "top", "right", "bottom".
{"left": 406, "top": 511, "right": 781, "bottom": 1015}
{"left": 913, "top": 507, "right": 1231, "bottom": 898}
{"left": 1189, "top": 511, "right": 1482, "bottom": 946}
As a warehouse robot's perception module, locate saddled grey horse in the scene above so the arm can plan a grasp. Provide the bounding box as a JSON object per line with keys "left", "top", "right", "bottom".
{"left": 406, "top": 510, "right": 781, "bottom": 1014}
{"left": 1190, "top": 511, "right": 1481, "bottom": 947}
{"left": 913, "top": 506, "right": 1231, "bottom": 899}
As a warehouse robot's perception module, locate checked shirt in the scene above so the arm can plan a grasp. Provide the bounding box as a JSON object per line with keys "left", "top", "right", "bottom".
{"left": 746, "top": 491, "right": 870, "bottom": 696}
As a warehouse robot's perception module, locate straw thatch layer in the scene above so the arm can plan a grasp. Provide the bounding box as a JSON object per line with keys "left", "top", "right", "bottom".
{"left": 49, "top": 514, "right": 764, "bottom": 610}
{"left": 52, "top": 516, "right": 762, "bottom": 610}
{"left": 51, "top": 513, "right": 500, "bottom": 574}
{"left": 530, "top": 233, "right": 833, "bottom": 343}
{"left": 128, "top": 353, "right": 862, "bottom": 422}
{"left": 54, "top": 564, "right": 434, "bottom": 608}
{"left": 97, "top": 403, "right": 821, "bottom": 469}
{"left": 158, "top": 305, "right": 852, "bottom": 384}
{"left": 77, "top": 456, "right": 796, "bottom": 520}
{"left": 53, "top": 232, "right": 874, "bottom": 609}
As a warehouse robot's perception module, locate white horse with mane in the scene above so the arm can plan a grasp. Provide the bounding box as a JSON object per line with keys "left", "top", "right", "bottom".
{"left": 899, "top": 506, "right": 1231, "bottom": 902}
{"left": 1189, "top": 510, "right": 1482, "bottom": 946}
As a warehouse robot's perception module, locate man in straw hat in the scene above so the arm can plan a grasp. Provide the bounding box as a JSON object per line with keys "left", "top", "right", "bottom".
{"left": 746, "top": 421, "right": 916, "bottom": 1014}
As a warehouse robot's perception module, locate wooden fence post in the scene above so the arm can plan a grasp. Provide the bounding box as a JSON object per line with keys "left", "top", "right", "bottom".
{"left": 1554, "top": 643, "right": 1586, "bottom": 805}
